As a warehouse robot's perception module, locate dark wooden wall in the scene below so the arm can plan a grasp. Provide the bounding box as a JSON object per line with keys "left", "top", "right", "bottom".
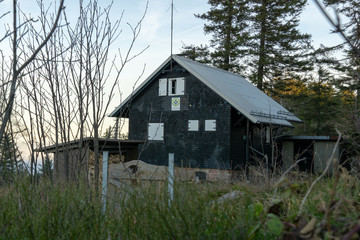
{"left": 128, "top": 62, "right": 233, "bottom": 169}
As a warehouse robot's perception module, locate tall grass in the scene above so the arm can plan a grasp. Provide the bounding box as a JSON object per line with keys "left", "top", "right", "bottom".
{"left": 0, "top": 178, "right": 105, "bottom": 239}
{"left": 0, "top": 171, "right": 359, "bottom": 239}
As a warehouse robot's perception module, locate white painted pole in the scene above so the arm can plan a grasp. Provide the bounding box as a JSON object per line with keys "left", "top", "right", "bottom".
{"left": 168, "top": 153, "right": 174, "bottom": 206}
{"left": 102, "top": 151, "right": 109, "bottom": 214}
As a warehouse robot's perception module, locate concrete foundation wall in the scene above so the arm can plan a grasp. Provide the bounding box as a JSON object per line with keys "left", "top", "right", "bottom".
{"left": 174, "top": 167, "right": 242, "bottom": 182}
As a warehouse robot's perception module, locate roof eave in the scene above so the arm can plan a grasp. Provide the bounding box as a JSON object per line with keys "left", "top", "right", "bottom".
{"left": 109, "top": 55, "right": 173, "bottom": 118}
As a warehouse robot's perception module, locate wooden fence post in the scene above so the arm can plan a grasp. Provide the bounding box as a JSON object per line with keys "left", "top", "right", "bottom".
{"left": 102, "top": 151, "right": 109, "bottom": 214}
{"left": 168, "top": 153, "right": 174, "bottom": 206}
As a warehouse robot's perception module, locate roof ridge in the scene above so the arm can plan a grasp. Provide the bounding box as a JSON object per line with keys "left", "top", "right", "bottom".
{"left": 173, "top": 54, "right": 246, "bottom": 80}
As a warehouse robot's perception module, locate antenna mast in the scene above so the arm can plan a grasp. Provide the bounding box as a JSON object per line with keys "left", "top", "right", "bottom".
{"left": 170, "top": 0, "right": 174, "bottom": 71}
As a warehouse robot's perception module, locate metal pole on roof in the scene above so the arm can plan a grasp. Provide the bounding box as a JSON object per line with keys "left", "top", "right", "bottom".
{"left": 170, "top": 0, "right": 174, "bottom": 72}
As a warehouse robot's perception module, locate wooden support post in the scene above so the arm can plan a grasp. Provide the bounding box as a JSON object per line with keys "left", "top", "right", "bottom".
{"left": 168, "top": 153, "right": 174, "bottom": 206}
{"left": 102, "top": 151, "right": 109, "bottom": 214}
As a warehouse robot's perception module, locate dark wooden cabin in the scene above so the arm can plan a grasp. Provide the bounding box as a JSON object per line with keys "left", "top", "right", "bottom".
{"left": 109, "top": 55, "right": 302, "bottom": 174}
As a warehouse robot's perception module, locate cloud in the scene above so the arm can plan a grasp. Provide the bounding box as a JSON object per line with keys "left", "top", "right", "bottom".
{"left": 138, "top": 0, "right": 168, "bottom": 43}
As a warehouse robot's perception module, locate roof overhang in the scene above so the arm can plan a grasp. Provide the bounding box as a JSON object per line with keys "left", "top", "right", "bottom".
{"left": 36, "top": 138, "right": 145, "bottom": 153}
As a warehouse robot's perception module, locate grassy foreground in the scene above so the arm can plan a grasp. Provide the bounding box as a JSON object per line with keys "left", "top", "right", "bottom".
{"left": 0, "top": 171, "right": 359, "bottom": 239}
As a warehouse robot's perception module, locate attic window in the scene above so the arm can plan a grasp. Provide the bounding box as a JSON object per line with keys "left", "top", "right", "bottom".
{"left": 168, "top": 78, "right": 185, "bottom": 96}
{"left": 170, "top": 79, "right": 176, "bottom": 95}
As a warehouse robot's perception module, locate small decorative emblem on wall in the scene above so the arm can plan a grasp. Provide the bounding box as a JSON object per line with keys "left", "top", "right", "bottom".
{"left": 171, "top": 97, "right": 180, "bottom": 111}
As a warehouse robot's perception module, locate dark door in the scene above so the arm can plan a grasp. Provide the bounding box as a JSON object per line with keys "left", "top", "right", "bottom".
{"left": 294, "top": 141, "right": 314, "bottom": 173}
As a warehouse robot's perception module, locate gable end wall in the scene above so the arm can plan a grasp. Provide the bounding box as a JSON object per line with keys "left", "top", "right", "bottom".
{"left": 128, "top": 63, "right": 232, "bottom": 169}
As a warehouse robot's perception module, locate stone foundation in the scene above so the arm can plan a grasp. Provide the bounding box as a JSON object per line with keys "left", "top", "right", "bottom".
{"left": 88, "top": 152, "right": 244, "bottom": 183}
{"left": 174, "top": 167, "right": 243, "bottom": 182}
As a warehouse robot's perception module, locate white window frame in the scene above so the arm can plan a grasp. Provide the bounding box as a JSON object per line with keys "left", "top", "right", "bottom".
{"left": 168, "top": 77, "right": 185, "bottom": 96}
{"left": 169, "top": 78, "right": 177, "bottom": 95}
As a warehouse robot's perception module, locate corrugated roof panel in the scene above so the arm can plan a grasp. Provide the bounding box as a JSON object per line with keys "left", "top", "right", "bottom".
{"left": 173, "top": 55, "right": 301, "bottom": 126}
{"left": 110, "top": 55, "right": 301, "bottom": 127}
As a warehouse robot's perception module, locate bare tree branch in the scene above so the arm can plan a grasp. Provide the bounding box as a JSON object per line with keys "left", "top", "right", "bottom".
{"left": 0, "top": 0, "right": 65, "bottom": 146}
{"left": 313, "top": 0, "right": 360, "bottom": 58}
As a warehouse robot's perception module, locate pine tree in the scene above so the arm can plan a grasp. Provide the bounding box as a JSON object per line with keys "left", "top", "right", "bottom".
{"left": 305, "top": 67, "right": 340, "bottom": 135}
{"left": 190, "top": 0, "right": 312, "bottom": 90}
{"left": 321, "top": 0, "right": 360, "bottom": 158}
{"left": 180, "top": 44, "right": 212, "bottom": 64}
{"left": 194, "top": 0, "right": 251, "bottom": 73}
{"left": 41, "top": 156, "right": 53, "bottom": 180}
{"left": 248, "top": 0, "right": 313, "bottom": 90}
{"left": 323, "top": 0, "right": 360, "bottom": 103}
{"left": 0, "top": 132, "right": 20, "bottom": 184}
{"left": 270, "top": 66, "right": 341, "bottom": 135}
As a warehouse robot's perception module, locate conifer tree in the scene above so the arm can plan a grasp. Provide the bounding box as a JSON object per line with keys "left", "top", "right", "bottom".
{"left": 187, "top": 0, "right": 312, "bottom": 90}
{"left": 0, "top": 132, "right": 20, "bottom": 184}
{"left": 248, "top": 0, "right": 312, "bottom": 90}
{"left": 305, "top": 67, "right": 340, "bottom": 135}
{"left": 194, "top": 0, "right": 251, "bottom": 73}
{"left": 323, "top": 0, "right": 360, "bottom": 103}
{"left": 180, "top": 44, "right": 212, "bottom": 64}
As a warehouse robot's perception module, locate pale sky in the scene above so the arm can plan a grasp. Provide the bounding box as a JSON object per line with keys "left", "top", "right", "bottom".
{"left": 0, "top": 0, "right": 344, "bottom": 113}
{"left": 109, "top": 0, "right": 343, "bottom": 102}
{"left": 108, "top": 0, "right": 344, "bottom": 116}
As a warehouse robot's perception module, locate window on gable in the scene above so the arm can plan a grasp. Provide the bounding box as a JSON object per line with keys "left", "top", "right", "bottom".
{"left": 168, "top": 77, "right": 185, "bottom": 96}
{"left": 170, "top": 79, "right": 177, "bottom": 95}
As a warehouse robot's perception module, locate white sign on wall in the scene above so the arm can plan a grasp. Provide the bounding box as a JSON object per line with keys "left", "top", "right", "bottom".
{"left": 171, "top": 97, "right": 180, "bottom": 111}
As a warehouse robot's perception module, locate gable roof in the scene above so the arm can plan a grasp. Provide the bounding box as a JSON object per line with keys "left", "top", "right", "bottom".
{"left": 109, "top": 55, "right": 302, "bottom": 127}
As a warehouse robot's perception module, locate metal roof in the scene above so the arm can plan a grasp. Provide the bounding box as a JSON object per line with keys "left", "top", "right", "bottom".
{"left": 36, "top": 138, "right": 145, "bottom": 153}
{"left": 109, "top": 55, "right": 302, "bottom": 127}
{"left": 282, "top": 135, "right": 338, "bottom": 141}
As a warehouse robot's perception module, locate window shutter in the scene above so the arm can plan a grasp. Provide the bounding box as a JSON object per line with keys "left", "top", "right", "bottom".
{"left": 205, "top": 120, "right": 216, "bottom": 131}
{"left": 159, "top": 78, "right": 167, "bottom": 96}
{"left": 148, "top": 123, "right": 164, "bottom": 140}
{"left": 188, "top": 120, "right": 199, "bottom": 131}
{"left": 177, "top": 77, "right": 185, "bottom": 95}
